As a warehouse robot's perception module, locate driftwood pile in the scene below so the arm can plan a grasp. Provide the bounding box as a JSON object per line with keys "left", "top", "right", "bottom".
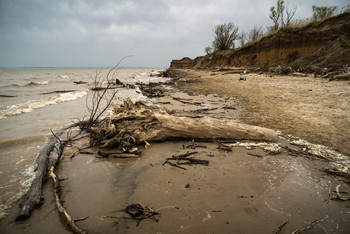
{"left": 87, "top": 99, "right": 277, "bottom": 151}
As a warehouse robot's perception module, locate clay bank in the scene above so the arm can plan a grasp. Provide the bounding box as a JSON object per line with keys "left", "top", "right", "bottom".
{"left": 170, "top": 12, "right": 350, "bottom": 79}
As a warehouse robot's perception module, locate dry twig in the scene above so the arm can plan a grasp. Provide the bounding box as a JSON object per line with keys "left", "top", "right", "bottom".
{"left": 291, "top": 215, "right": 329, "bottom": 234}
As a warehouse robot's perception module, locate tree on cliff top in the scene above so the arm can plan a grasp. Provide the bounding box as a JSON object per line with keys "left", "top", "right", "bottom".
{"left": 269, "top": 0, "right": 297, "bottom": 31}
{"left": 205, "top": 46, "right": 213, "bottom": 55}
{"left": 212, "top": 22, "right": 239, "bottom": 51}
{"left": 312, "top": 5, "right": 337, "bottom": 21}
{"left": 269, "top": 0, "right": 284, "bottom": 30}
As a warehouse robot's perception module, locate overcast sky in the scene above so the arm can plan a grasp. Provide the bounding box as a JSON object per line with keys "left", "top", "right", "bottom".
{"left": 0, "top": 0, "right": 349, "bottom": 68}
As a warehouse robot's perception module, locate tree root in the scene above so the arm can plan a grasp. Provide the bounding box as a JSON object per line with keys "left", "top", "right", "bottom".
{"left": 87, "top": 99, "right": 277, "bottom": 150}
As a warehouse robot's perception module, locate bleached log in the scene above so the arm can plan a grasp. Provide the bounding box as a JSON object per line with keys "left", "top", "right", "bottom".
{"left": 16, "top": 122, "right": 82, "bottom": 221}
{"left": 89, "top": 99, "right": 277, "bottom": 150}
{"left": 15, "top": 128, "right": 66, "bottom": 221}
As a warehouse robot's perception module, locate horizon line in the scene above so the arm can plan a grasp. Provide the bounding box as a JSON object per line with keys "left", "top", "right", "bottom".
{"left": 0, "top": 66, "right": 167, "bottom": 69}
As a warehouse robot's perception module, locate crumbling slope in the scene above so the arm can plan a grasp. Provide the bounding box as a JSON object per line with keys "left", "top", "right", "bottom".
{"left": 171, "top": 12, "right": 350, "bottom": 71}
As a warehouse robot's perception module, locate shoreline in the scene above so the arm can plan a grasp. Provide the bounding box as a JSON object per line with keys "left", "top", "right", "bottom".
{"left": 1, "top": 69, "right": 350, "bottom": 233}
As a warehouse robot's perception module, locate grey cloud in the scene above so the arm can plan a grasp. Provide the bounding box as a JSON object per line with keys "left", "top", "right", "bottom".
{"left": 0, "top": 0, "right": 349, "bottom": 67}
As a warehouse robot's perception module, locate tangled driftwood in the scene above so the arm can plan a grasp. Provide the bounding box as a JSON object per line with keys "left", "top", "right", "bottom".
{"left": 16, "top": 125, "right": 71, "bottom": 221}
{"left": 87, "top": 99, "right": 277, "bottom": 150}
{"left": 16, "top": 123, "right": 88, "bottom": 233}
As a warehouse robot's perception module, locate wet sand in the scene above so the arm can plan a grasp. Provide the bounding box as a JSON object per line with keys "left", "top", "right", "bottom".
{"left": 1, "top": 70, "right": 350, "bottom": 233}
{"left": 2, "top": 140, "right": 349, "bottom": 233}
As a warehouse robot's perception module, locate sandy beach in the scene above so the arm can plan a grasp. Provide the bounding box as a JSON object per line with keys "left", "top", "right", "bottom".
{"left": 1, "top": 1, "right": 350, "bottom": 233}
{"left": 1, "top": 69, "right": 350, "bottom": 234}
{"left": 180, "top": 69, "right": 350, "bottom": 156}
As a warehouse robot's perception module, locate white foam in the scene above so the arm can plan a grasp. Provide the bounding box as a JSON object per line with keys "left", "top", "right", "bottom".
{"left": 0, "top": 89, "right": 87, "bottom": 118}
{"left": 0, "top": 204, "right": 8, "bottom": 220}
{"left": 0, "top": 163, "right": 36, "bottom": 220}
{"left": 12, "top": 80, "right": 49, "bottom": 87}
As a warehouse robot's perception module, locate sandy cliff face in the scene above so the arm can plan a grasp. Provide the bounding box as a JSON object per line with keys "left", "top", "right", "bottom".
{"left": 170, "top": 12, "right": 350, "bottom": 70}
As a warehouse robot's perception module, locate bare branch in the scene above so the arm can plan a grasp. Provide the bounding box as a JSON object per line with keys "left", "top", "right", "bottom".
{"left": 248, "top": 26, "right": 264, "bottom": 43}
{"left": 84, "top": 57, "right": 132, "bottom": 129}
{"left": 285, "top": 5, "right": 297, "bottom": 26}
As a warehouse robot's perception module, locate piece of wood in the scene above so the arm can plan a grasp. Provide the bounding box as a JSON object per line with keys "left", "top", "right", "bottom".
{"left": 125, "top": 203, "right": 160, "bottom": 227}
{"left": 172, "top": 151, "right": 198, "bottom": 159}
{"left": 88, "top": 99, "right": 278, "bottom": 150}
{"left": 15, "top": 128, "right": 66, "bottom": 221}
{"left": 163, "top": 160, "right": 187, "bottom": 170}
{"left": 49, "top": 166, "right": 87, "bottom": 234}
{"left": 275, "top": 221, "right": 289, "bottom": 234}
{"left": 16, "top": 122, "right": 82, "bottom": 221}
{"left": 291, "top": 215, "right": 329, "bottom": 234}
{"left": 247, "top": 153, "right": 263, "bottom": 158}
{"left": 167, "top": 156, "right": 209, "bottom": 166}
{"left": 97, "top": 150, "right": 141, "bottom": 158}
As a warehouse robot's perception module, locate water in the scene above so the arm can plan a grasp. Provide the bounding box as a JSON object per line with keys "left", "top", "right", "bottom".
{"left": 0, "top": 67, "right": 168, "bottom": 219}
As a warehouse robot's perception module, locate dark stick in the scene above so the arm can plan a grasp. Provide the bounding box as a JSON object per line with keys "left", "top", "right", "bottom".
{"left": 164, "top": 161, "right": 187, "bottom": 170}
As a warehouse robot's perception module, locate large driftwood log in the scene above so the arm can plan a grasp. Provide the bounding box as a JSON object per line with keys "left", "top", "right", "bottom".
{"left": 88, "top": 99, "right": 277, "bottom": 150}
{"left": 15, "top": 128, "right": 66, "bottom": 221}
{"left": 16, "top": 122, "right": 82, "bottom": 221}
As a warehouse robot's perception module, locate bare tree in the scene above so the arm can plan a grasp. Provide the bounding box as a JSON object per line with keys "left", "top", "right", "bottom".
{"left": 269, "top": 0, "right": 298, "bottom": 30}
{"left": 248, "top": 26, "right": 264, "bottom": 43}
{"left": 212, "top": 22, "right": 239, "bottom": 51}
{"left": 205, "top": 46, "right": 213, "bottom": 55}
{"left": 238, "top": 31, "right": 247, "bottom": 47}
{"left": 285, "top": 5, "right": 297, "bottom": 26}
{"left": 270, "top": 0, "right": 285, "bottom": 30}
{"left": 312, "top": 5, "right": 337, "bottom": 21}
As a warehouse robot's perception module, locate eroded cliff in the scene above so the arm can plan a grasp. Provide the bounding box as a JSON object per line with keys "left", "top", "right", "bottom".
{"left": 170, "top": 12, "right": 350, "bottom": 71}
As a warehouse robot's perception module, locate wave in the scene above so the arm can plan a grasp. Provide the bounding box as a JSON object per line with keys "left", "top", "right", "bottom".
{"left": 11, "top": 80, "right": 49, "bottom": 87}
{"left": 0, "top": 163, "right": 36, "bottom": 220}
{"left": 0, "top": 135, "right": 45, "bottom": 148}
{"left": 0, "top": 89, "right": 87, "bottom": 118}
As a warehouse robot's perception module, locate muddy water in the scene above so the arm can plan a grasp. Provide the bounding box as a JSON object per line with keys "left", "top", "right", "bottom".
{"left": 0, "top": 68, "right": 167, "bottom": 220}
